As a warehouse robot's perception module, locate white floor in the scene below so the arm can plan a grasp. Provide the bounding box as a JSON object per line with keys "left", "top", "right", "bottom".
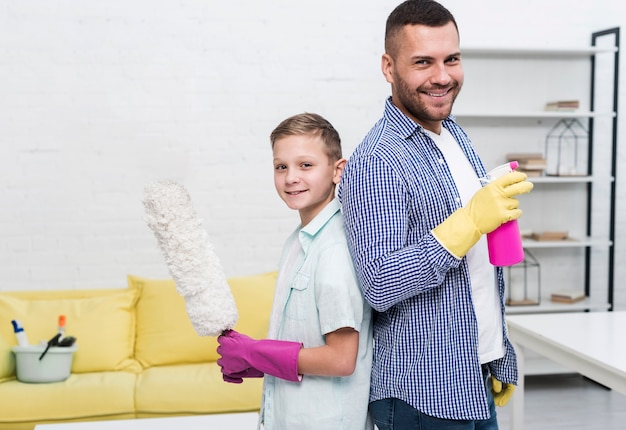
{"left": 33, "top": 374, "right": 626, "bottom": 429}
{"left": 497, "top": 374, "right": 626, "bottom": 430}
{"left": 34, "top": 413, "right": 259, "bottom": 429}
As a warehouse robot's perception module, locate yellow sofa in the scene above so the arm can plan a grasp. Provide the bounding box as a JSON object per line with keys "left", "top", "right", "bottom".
{"left": 0, "top": 271, "right": 276, "bottom": 430}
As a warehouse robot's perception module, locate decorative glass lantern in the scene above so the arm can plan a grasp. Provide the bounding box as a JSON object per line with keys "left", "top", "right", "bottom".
{"left": 544, "top": 118, "right": 589, "bottom": 176}
{"left": 505, "top": 249, "right": 541, "bottom": 306}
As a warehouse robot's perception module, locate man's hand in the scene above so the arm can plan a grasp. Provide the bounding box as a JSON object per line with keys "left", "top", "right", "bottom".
{"left": 491, "top": 376, "right": 515, "bottom": 407}
{"left": 432, "top": 171, "right": 533, "bottom": 258}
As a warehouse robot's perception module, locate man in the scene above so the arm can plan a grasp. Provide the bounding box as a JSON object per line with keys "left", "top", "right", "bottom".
{"left": 338, "top": 1, "right": 533, "bottom": 429}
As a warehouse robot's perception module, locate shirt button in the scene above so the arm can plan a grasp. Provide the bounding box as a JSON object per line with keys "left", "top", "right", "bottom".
{"left": 455, "top": 197, "right": 461, "bottom": 204}
{"left": 438, "top": 158, "right": 445, "bottom": 164}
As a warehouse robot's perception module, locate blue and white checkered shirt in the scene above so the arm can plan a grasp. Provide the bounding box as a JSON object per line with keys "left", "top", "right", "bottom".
{"left": 338, "top": 97, "right": 517, "bottom": 421}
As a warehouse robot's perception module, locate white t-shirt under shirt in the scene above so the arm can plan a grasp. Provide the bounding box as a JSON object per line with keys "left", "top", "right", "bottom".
{"left": 425, "top": 127, "right": 505, "bottom": 364}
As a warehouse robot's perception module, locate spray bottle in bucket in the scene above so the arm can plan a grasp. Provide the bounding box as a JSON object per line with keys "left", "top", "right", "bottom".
{"left": 11, "top": 320, "right": 30, "bottom": 347}
{"left": 482, "top": 161, "right": 525, "bottom": 266}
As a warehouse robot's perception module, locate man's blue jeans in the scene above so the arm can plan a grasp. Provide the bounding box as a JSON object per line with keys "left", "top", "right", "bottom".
{"left": 370, "top": 366, "right": 499, "bottom": 430}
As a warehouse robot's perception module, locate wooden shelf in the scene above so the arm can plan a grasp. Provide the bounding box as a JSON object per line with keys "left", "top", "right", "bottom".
{"left": 453, "top": 110, "right": 615, "bottom": 119}
{"left": 521, "top": 237, "right": 612, "bottom": 249}
{"left": 528, "top": 176, "right": 615, "bottom": 184}
{"left": 461, "top": 46, "right": 617, "bottom": 57}
{"left": 506, "top": 297, "right": 611, "bottom": 315}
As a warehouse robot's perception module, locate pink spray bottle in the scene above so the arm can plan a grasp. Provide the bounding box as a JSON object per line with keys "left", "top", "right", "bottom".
{"left": 482, "top": 161, "right": 525, "bottom": 266}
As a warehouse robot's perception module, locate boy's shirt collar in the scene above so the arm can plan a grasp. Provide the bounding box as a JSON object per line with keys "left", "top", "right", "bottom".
{"left": 298, "top": 199, "right": 339, "bottom": 252}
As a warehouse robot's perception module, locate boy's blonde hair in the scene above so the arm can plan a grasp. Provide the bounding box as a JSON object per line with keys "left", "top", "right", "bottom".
{"left": 270, "top": 113, "right": 342, "bottom": 162}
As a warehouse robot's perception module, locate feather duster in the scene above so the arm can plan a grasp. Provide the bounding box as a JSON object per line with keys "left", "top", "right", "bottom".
{"left": 143, "top": 179, "right": 238, "bottom": 336}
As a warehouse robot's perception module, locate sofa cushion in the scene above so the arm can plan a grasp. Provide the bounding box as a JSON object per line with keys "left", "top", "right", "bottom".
{"left": 0, "top": 288, "right": 140, "bottom": 376}
{"left": 227, "top": 272, "right": 277, "bottom": 340}
{"left": 0, "top": 371, "right": 136, "bottom": 428}
{"left": 135, "top": 362, "right": 263, "bottom": 416}
{"left": 129, "top": 272, "right": 276, "bottom": 368}
{"left": 0, "top": 335, "right": 12, "bottom": 383}
{"left": 129, "top": 274, "right": 215, "bottom": 368}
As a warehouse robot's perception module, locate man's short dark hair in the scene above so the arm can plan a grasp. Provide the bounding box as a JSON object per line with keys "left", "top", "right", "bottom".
{"left": 385, "top": 0, "right": 458, "bottom": 55}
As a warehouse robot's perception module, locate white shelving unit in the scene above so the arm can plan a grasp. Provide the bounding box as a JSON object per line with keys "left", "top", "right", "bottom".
{"left": 454, "top": 28, "right": 620, "bottom": 375}
{"left": 454, "top": 28, "right": 619, "bottom": 315}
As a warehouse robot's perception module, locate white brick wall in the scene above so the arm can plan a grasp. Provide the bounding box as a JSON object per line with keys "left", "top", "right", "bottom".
{"left": 1, "top": 1, "right": 624, "bottom": 310}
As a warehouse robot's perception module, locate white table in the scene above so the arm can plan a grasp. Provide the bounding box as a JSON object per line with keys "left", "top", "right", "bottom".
{"left": 34, "top": 413, "right": 259, "bottom": 429}
{"left": 506, "top": 311, "right": 626, "bottom": 430}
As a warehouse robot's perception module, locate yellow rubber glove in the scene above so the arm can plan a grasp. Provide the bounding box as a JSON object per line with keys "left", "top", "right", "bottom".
{"left": 491, "top": 376, "right": 516, "bottom": 407}
{"left": 432, "top": 171, "right": 533, "bottom": 258}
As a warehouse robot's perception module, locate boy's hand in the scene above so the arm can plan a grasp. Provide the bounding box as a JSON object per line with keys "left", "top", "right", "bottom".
{"left": 221, "top": 367, "right": 264, "bottom": 384}
{"left": 217, "top": 330, "right": 303, "bottom": 382}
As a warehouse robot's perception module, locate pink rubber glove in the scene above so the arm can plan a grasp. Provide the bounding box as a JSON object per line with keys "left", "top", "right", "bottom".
{"left": 221, "top": 367, "right": 264, "bottom": 384}
{"left": 217, "top": 330, "right": 302, "bottom": 382}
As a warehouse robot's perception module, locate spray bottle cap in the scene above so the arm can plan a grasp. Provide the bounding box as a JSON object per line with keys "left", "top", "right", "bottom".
{"left": 58, "top": 315, "right": 66, "bottom": 328}
{"left": 483, "top": 161, "right": 519, "bottom": 184}
{"left": 11, "top": 319, "right": 24, "bottom": 334}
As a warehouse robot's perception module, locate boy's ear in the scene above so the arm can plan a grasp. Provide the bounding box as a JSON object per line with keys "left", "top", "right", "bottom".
{"left": 333, "top": 158, "right": 347, "bottom": 184}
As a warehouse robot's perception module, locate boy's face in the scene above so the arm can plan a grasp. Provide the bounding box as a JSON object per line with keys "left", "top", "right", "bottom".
{"left": 273, "top": 134, "right": 345, "bottom": 226}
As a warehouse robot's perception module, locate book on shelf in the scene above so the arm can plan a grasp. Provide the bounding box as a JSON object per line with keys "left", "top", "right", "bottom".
{"left": 518, "top": 169, "right": 544, "bottom": 177}
{"left": 506, "top": 152, "right": 547, "bottom": 174}
{"left": 506, "top": 152, "right": 543, "bottom": 161}
{"left": 550, "top": 289, "right": 586, "bottom": 304}
{"left": 518, "top": 159, "right": 548, "bottom": 170}
{"left": 530, "top": 231, "right": 569, "bottom": 241}
{"left": 545, "top": 100, "right": 580, "bottom": 111}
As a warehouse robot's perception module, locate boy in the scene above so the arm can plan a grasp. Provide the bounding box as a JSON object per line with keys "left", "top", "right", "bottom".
{"left": 217, "top": 113, "right": 373, "bottom": 430}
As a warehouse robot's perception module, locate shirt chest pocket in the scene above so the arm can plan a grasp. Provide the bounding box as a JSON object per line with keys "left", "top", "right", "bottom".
{"left": 283, "top": 272, "right": 312, "bottom": 322}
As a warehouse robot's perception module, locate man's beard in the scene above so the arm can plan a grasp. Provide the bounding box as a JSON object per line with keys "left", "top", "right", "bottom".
{"left": 395, "top": 75, "right": 460, "bottom": 123}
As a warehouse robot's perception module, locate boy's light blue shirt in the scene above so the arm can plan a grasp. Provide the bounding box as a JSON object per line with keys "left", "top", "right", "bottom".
{"left": 259, "top": 199, "right": 373, "bottom": 430}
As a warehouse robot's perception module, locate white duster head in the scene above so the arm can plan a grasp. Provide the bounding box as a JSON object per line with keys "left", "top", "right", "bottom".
{"left": 143, "top": 179, "right": 238, "bottom": 336}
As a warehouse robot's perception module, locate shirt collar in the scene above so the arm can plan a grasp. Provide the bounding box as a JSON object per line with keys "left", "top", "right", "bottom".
{"left": 383, "top": 96, "right": 456, "bottom": 139}
{"left": 298, "top": 199, "right": 340, "bottom": 252}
